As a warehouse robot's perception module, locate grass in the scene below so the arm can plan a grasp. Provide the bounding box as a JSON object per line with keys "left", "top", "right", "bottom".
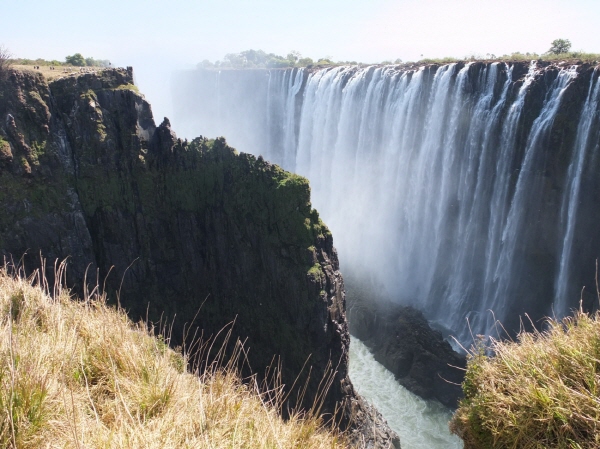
{"left": 498, "top": 51, "right": 600, "bottom": 63}
{"left": 11, "top": 65, "right": 105, "bottom": 81}
{"left": 0, "top": 264, "right": 347, "bottom": 448}
{"left": 450, "top": 308, "right": 600, "bottom": 448}
{"left": 113, "top": 83, "right": 140, "bottom": 93}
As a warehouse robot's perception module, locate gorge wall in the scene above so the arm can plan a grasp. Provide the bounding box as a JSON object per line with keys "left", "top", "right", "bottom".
{"left": 0, "top": 68, "right": 399, "bottom": 447}
{"left": 173, "top": 61, "right": 600, "bottom": 345}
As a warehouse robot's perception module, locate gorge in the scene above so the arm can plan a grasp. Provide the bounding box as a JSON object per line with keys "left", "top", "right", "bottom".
{"left": 0, "top": 67, "right": 399, "bottom": 447}
{"left": 4, "top": 58, "right": 600, "bottom": 447}
{"left": 173, "top": 61, "right": 600, "bottom": 346}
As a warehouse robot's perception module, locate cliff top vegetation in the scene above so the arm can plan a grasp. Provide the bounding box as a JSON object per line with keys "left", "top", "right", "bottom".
{"left": 0, "top": 46, "right": 112, "bottom": 81}
{"left": 450, "top": 308, "right": 600, "bottom": 448}
{"left": 7, "top": 52, "right": 110, "bottom": 68}
{"left": 0, "top": 45, "right": 11, "bottom": 79}
{"left": 199, "top": 41, "right": 600, "bottom": 70}
{"left": 0, "top": 266, "right": 346, "bottom": 448}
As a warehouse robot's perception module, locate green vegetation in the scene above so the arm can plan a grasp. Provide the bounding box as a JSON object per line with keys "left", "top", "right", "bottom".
{"left": 65, "top": 52, "right": 85, "bottom": 66}
{"left": 450, "top": 309, "right": 600, "bottom": 448}
{"left": 10, "top": 58, "right": 63, "bottom": 67}
{"left": 461, "top": 39, "right": 597, "bottom": 63}
{"left": 198, "top": 49, "right": 361, "bottom": 69}
{"left": 8, "top": 53, "right": 110, "bottom": 68}
{"left": 113, "top": 83, "right": 140, "bottom": 93}
{"left": 548, "top": 38, "right": 572, "bottom": 55}
{"left": 0, "top": 267, "right": 346, "bottom": 448}
{"left": 65, "top": 52, "right": 110, "bottom": 67}
{"left": 417, "top": 56, "right": 462, "bottom": 64}
{"left": 495, "top": 51, "right": 600, "bottom": 63}
{"left": 307, "top": 263, "right": 325, "bottom": 283}
{"left": 202, "top": 42, "right": 600, "bottom": 71}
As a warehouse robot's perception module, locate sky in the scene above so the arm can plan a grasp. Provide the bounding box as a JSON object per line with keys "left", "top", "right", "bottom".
{"left": 3, "top": 0, "right": 600, "bottom": 128}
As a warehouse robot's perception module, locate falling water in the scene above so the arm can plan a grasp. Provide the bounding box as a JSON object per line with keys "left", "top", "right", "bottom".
{"left": 554, "top": 69, "right": 600, "bottom": 314}
{"left": 173, "top": 62, "right": 600, "bottom": 344}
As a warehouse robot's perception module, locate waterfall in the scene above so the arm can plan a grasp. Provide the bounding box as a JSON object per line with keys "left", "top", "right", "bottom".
{"left": 555, "top": 69, "right": 600, "bottom": 314}
{"left": 173, "top": 62, "right": 600, "bottom": 345}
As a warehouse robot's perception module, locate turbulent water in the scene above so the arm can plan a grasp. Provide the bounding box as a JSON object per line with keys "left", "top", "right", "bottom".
{"left": 349, "top": 337, "right": 462, "bottom": 449}
{"left": 174, "top": 62, "right": 600, "bottom": 344}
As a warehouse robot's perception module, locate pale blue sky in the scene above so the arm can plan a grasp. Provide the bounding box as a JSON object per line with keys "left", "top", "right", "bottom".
{"left": 4, "top": 0, "right": 600, "bottom": 126}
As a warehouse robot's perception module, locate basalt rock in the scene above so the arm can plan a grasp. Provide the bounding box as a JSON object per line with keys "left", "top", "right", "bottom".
{"left": 0, "top": 68, "right": 399, "bottom": 448}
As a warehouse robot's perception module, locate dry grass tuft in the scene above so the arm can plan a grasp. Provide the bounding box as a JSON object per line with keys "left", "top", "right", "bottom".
{"left": 450, "top": 310, "right": 600, "bottom": 448}
{"left": 0, "top": 265, "right": 347, "bottom": 448}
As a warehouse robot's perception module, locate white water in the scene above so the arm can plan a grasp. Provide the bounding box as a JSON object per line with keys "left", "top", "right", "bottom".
{"left": 555, "top": 69, "right": 600, "bottom": 314}
{"left": 349, "top": 337, "right": 463, "bottom": 449}
{"left": 173, "top": 62, "right": 600, "bottom": 345}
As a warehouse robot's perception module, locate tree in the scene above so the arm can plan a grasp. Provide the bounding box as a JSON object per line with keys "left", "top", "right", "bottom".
{"left": 297, "top": 57, "right": 313, "bottom": 66}
{"left": 548, "top": 38, "right": 572, "bottom": 55}
{"left": 0, "top": 45, "right": 12, "bottom": 76}
{"left": 316, "top": 57, "right": 333, "bottom": 66}
{"left": 240, "top": 49, "right": 269, "bottom": 67}
{"left": 65, "top": 53, "right": 85, "bottom": 66}
{"left": 286, "top": 50, "right": 301, "bottom": 64}
{"left": 223, "top": 52, "right": 246, "bottom": 68}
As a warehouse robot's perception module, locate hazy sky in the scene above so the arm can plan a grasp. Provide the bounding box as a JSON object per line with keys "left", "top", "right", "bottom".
{"left": 4, "top": 0, "right": 600, "bottom": 127}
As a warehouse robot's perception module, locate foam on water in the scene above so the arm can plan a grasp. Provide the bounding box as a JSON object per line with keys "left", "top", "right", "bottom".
{"left": 349, "top": 337, "right": 463, "bottom": 449}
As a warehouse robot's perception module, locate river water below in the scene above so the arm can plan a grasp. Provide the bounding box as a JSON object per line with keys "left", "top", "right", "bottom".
{"left": 349, "top": 337, "right": 463, "bottom": 449}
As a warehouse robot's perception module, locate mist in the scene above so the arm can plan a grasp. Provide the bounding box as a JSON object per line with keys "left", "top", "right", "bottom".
{"left": 170, "top": 63, "right": 600, "bottom": 346}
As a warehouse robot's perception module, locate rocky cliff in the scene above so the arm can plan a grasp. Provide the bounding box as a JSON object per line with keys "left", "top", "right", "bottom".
{"left": 0, "top": 68, "right": 399, "bottom": 448}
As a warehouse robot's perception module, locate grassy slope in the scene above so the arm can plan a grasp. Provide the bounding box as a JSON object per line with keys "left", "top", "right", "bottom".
{"left": 0, "top": 267, "right": 346, "bottom": 449}
{"left": 450, "top": 310, "right": 600, "bottom": 448}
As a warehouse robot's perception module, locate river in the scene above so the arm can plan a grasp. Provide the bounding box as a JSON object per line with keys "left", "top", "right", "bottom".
{"left": 349, "top": 337, "right": 463, "bottom": 449}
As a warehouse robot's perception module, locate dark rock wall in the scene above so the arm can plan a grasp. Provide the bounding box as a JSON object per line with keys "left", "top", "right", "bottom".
{"left": 0, "top": 68, "right": 400, "bottom": 447}
{"left": 347, "top": 282, "right": 466, "bottom": 409}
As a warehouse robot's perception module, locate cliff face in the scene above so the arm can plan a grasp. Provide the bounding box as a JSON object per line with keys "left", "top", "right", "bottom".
{"left": 0, "top": 68, "right": 399, "bottom": 447}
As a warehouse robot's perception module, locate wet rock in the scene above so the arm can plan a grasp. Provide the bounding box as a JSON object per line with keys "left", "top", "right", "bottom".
{"left": 348, "top": 292, "right": 466, "bottom": 409}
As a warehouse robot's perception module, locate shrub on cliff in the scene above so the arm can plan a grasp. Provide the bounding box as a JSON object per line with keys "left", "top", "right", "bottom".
{"left": 0, "top": 45, "right": 12, "bottom": 77}
{"left": 0, "top": 266, "right": 345, "bottom": 448}
{"left": 64, "top": 53, "right": 110, "bottom": 67}
{"left": 450, "top": 309, "right": 600, "bottom": 448}
{"left": 65, "top": 52, "right": 86, "bottom": 66}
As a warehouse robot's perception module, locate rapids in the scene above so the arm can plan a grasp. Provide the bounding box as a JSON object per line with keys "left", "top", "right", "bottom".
{"left": 349, "top": 337, "right": 462, "bottom": 449}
